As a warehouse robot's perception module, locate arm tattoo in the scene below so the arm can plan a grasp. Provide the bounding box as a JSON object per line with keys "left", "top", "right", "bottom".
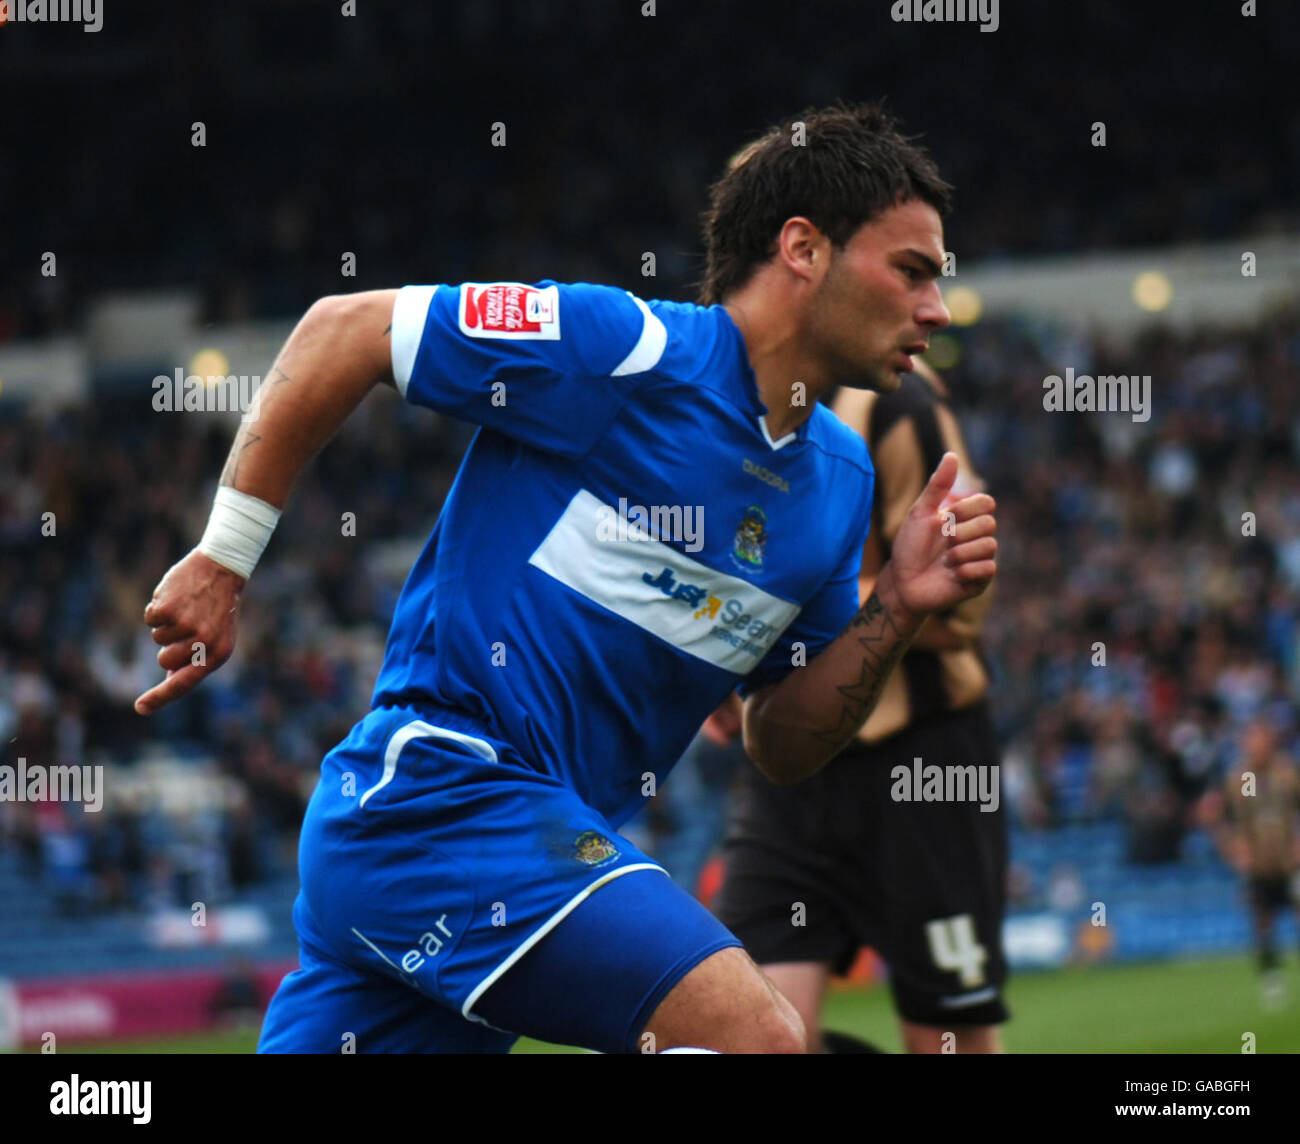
{"left": 220, "top": 364, "right": 292, "bottom": 486}
{"left": 219, "top": 431, "right": 262, "bottom": 488}
{"left": 851, "top": 590, "right": 887, "bottom": 630}
{"left": 809, "top": 589, "right": 909, "bottom": 747}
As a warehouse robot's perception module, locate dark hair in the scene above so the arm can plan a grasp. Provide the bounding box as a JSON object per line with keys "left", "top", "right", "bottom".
{"left": 698, "top": 101, "right": 952, "bottom": 305}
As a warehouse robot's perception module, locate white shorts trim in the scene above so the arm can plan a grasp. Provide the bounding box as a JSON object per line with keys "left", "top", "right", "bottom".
{"left": 461, "top": 862, "right": 668, "bottom": 1023}
{"left": 359, "top": 718, "right": 499, "bottom": 809}
{"left": 939, "top": 986, "right": 999, "bottom": 1009}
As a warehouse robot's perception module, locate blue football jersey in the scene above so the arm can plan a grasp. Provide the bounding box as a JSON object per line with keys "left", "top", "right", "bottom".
{"left": 374, "top": 280, "right": 874, "bottom": 825}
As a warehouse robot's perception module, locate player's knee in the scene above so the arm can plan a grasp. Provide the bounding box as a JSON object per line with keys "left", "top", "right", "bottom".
{"left": 754, "top": 995, "right": 807, "bottom": 1054}
{"left": 652, "top": 993, "right": 804, "bottom": 1054}
{"left": 758, "top": 976, "right": 808, "bottom": 1052}
{"left": 645, "top": 947, "right": 808, "bottom": 1053}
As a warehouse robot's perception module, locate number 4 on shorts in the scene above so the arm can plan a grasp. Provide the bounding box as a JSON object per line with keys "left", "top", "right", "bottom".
{"left": 925, "top": 914, "right": 988, "bottom": 988}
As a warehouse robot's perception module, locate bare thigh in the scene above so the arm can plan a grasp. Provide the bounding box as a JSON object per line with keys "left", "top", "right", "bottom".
{"left": 761, "top": 961, "right": 831, "bottom": 1052}
{"left": 642, "top": 946, "right": 807, "bottom": 1053}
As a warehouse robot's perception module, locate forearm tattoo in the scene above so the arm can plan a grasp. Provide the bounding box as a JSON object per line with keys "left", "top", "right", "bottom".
{"left": 809, "top": 589, "right": 909, "bottom": 747}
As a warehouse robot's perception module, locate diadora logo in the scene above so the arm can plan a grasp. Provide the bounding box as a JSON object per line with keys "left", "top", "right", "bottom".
{"left": 743, "top": 458, "right": 790, "bottom": 493}
{"left": 641, "top": 566, "right": 782, "bottom": 648}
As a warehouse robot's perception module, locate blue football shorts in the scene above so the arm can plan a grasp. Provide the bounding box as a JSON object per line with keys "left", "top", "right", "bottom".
{"left": 257, "top": 703, "right": 741, "bottom": 1053}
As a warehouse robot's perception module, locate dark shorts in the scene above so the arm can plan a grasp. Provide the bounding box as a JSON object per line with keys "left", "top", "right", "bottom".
{"left": 1248, "top": 873, "right": 1294, "bottom": 913}
{"left": 713, "top": 701, "right": 1009, "bottom": 1028}
{"left": 258, "top": 704, "right": 741, "bottom": 1054}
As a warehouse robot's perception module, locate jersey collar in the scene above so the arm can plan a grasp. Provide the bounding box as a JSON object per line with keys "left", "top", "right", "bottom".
{"left": 716, "top": 305, "right": 808, "bottom": 453}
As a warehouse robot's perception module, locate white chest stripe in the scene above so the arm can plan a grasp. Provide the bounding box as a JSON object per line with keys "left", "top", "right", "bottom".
{"left": 528, "top": 489, "right": 800, "bottom": 674}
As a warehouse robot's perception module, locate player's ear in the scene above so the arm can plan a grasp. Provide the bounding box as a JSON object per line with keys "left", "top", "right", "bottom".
{"left": 777, "top": 217, "right": 825, "bottom": 282}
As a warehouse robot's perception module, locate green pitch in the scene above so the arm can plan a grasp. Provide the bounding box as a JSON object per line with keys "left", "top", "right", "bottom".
{"left": 41, "top": 953, "right": 1300, "bottom": 1054}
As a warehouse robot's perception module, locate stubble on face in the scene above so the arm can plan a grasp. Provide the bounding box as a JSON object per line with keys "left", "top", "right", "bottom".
{"left": 808, "top": 199, "right": 947, "bottom": 394}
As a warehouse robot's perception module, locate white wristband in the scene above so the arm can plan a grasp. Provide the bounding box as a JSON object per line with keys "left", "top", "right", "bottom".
{"left": 197, "top": 487, "right": 282, "bottom": 580}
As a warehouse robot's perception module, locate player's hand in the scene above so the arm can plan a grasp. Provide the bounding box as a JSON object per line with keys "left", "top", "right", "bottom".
{"left": 700, "top": 692, "right": 743, "bottom": 748}
{"left": 134, "top": 549, "right": 245, "bottom": 715}
{"left": 887, "top": 452, "right": 997, "bottom": 618}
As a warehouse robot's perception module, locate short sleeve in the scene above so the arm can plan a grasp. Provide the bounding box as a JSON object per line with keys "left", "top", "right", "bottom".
{"left": 737, "top": 478, "right": 874, "bottom": 698}
{"left": 390, "top": 280, "right": 667, "bottom": 458}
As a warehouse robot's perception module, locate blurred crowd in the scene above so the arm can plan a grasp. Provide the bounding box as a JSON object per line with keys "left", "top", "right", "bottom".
{"left": 3, "top": 301, "right": 1299, "bottom": 915}
{"left": 3, "top": 0, "right": 1299, "bottom": 902}
{"left": 8, "top": 784, "right": 263, "bottom": 920}
{"left": 2, "top": 1, "right": 1298, "bottom": 340}
{"left": 0, "top": 391, "right": 472, "bottom": 913}
{"left": 953, "top": 302, "right": 1300, "bottom": 861}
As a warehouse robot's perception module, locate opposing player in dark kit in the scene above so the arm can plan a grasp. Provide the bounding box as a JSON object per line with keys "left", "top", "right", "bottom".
{"left": 715, "top": 359, "right": 1009, "bottom": 1053}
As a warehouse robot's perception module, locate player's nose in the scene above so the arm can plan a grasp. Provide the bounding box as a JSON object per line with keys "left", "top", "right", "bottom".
{"left": 917, "top": 281, "right": 950, "bottom": 330}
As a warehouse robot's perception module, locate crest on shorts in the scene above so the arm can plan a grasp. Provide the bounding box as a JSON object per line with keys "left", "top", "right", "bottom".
{"left": 573, "top": 831, "right": 619, "bottom": 867}
{"left": 731, "top": 505, "right": 768, "bottom": 570}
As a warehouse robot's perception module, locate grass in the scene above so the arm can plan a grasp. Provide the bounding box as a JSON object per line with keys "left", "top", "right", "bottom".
{"left": 38, "top": 952, "right": 1300, "bottom": 1054}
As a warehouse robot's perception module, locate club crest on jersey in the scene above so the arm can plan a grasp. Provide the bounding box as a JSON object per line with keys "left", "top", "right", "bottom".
{"left": 458, "top": 282, "right": 561, "bottom": 340}
{"left": 573, "top": 831, "right": 619, "bottom": 867}
{"left": 731, "top": 505, "right": 768, "bottom": 570}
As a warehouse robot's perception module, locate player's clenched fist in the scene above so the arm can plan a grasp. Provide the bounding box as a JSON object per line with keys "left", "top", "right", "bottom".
{"left": 133, "top": 550, "right": 245, "bottom": 715}
{"left": 887, "top": 451, "right": 997, "bottom": 617}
